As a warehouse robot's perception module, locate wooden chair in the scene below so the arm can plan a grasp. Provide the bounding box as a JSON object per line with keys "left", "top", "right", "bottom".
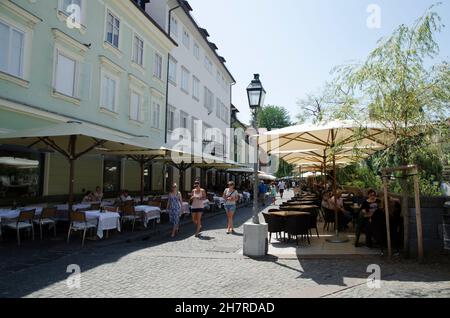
{"left": 121, "top": 204, "right": 143, "bottom": 232}
{"left": 67, "top": 211, "right": 97, "bottom": 246}
{"left": 104, "top": 206, "right": 118, "bottom": 213}
{"left": 33, "top": 207, "right": 57, "bottom": 240}
{"left": 90, "top": 203, "right": 101, "bottom": 210}
{"left": 5, "top": 209, "right": 35, "bottom": 246}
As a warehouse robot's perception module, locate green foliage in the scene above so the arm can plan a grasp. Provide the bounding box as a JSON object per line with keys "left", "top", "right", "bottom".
{"left": 336, "top": 162, "right": 382, "bottom": 190}
{"left": 275, "top": 159, "right": 294, "bottom": 178}
{"left": 257, "top": 105, "right": 292, "bottom": 131}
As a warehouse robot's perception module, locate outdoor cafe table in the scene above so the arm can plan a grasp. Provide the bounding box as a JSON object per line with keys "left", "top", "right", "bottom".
{"left": 84, "top": 211, "right": 121, "bottom": 239}
{"left": 269, "top": 211, "right": 311, "bottom": 217}
{"left": 134, "top": 205, "right": 161, "bottom": 227}
{"left": 280, "top": 205, "right": 319, "bottom": 212}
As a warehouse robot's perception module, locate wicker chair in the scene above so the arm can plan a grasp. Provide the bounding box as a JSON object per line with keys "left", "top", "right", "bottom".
{"left": 322, "top": 207, "right": 336, "bottom": 231}
{"left": 285, "top": 214, "right": 310, "bottom": 246}
{"left": 262, "top": 212, "right": 286, "bottom": 243}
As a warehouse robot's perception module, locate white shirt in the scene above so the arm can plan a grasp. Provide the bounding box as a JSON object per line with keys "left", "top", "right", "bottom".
{"left": 278, "top": 182, "right": 286, "bottom": 190}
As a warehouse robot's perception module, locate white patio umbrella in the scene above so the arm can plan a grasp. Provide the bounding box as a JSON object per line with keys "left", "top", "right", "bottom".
{"left": 0, "top": 121, "right": 152, "bottom": 211}
{"left": 264, "top": 120, "right": 394, "bottom": 243}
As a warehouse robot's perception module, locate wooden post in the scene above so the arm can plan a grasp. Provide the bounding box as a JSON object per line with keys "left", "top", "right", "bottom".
{"left": 413, "top": 166, "right": 424, "bottom": 261}
{"left": 68, "top": 135, "right": 77, "bottom": 213}
{"left": 140, "top": 157, "right": 145, "bottom": 204}
{"left": 382, "top": 174, "right": 392, "bottom": 258}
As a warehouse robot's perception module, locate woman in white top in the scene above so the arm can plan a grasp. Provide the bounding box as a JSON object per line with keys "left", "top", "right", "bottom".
{"left": 223, "top": 181, "right": 239, "bottom": 234}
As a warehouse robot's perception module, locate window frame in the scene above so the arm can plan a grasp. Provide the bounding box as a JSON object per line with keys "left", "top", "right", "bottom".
{"left": 99, "top": 67, "right": 120, "bottom": 114}
{"left": 192, "top": 75, "right": 200, "bottom": 101}
{"left": 153, "top": 52, "right": 163, "bottom": 80}
{"left": 52, "top": 48, "right": 79, "bottom": 99}
{"left": 168, "top": 55, "right": 177, "bottom": 85}
{"left": 129, "top": 87, "right": 144, "bottom": 123}
{"left": 105, "top": 9, "right": 120, "bottom": 49}
{"left": 180, "top": 66, "right": 190, "bottom": 93}
{"left": 132, "top": 33, "right": 144, "bottom": 67}
{"left": 0, "top": 19, "right": 26, "bottom": 80}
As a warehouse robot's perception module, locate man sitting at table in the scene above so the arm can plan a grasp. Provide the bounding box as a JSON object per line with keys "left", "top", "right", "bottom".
{"left": 93, "top": 186, "right": 103, "bottom": 202}
{"left": 118, "top": 190, "right": 132, "bottom": 203}
{"left": 82, "top": 191, "right": 95, "bottom": 203}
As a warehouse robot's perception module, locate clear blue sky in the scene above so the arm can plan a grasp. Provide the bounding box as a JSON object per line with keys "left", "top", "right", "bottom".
{"left": 188, "top": 0, "right": 449, "bottom": 125}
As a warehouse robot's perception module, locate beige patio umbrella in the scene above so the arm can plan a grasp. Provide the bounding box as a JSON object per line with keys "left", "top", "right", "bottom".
{"left": 0, "top": 121, "right": 151, "bottom": 211}
{"left": 264, "top": 120, "right": 394, "bottom": 243}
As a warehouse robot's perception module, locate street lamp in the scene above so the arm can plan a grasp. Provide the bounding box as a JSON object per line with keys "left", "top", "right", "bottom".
{"left": 247, "top": 74, "right": 266, "bottom": 224}
{"left": 243, "top": 74, "right": 268, "bottom": 257}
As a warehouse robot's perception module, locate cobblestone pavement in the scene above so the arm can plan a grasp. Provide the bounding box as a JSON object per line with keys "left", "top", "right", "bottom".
{"left": 0, "top": 191, "right": 449, "bottom": 298}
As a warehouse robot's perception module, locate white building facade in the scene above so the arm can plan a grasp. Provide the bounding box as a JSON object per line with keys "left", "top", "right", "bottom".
{"left": 144, "top": 0, "right": 236, "bottom": 192}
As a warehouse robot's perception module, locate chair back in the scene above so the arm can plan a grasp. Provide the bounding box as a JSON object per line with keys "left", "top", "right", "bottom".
{"left": 41, "top": 207, "right": 57, "bottom": 219}
{"left": 269, "top": 214, "right": 286, "bottom": 233}
{"left": 148, "top": 201, "right": 160, "bottom": 207}
{"left": 268, "top": 209, "right": 280, "bottom": 213}
{"left": 285, "top": 214, "right": 309, "bottom": 236}
{"left": 70, "top": 211, "right": 87, "bottom": 223}
{"left": 123, "top": 200, "right": 134, "bottom": 208}
{"left": 323, "top": 207, "right": 336, "bottom": 222}
{"left": 90, "top": 203, "right": 101, "bottom": 210}
{"left": 18, "top": 209, "right": 35, "bottom": 222}
{"left": 262, "top": 212, "right": 271, "bottom": 224}
{"left": 104, "top": 206, "right": 118, "bottom": 213}
{"left": 122, "top": 204, "right": 136, "bottom": 216}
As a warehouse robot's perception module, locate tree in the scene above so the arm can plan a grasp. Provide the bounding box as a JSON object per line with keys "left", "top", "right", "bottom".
{"left": 257, "top": 105, "right": 292, "bottom": 131}
{"left": 332, "top": 3, "right": 449, "bottom": 256}
{"left": 256, "top": 105, "right": 293, "bottom": 177}
{"left": 296, "top": 83, "right": 339, "bottom": 124}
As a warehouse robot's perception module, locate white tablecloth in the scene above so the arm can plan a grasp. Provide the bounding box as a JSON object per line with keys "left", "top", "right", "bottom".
{"left": 56, "top": 203, "right": 92, "bottom": 211}
{"left": 243, "top": 192, "right": 251, "bottom": 200}
{"left": 134, "top": 205, "right": 161, "bottom": 227}
{"left": 214, "top": 197, "right": 226, "bottom": 206}
{"left": 84, "top": 211, "right": 121, "bottom": 239}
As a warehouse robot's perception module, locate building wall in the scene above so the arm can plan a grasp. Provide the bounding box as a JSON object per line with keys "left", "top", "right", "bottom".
{"left": 1, "top": 0, "right": 173, "bottom": 140}
{"left": 0, "top": 1, "right": 176, "bottom": 199}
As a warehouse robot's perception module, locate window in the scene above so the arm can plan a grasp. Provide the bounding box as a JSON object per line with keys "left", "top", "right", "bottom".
{"left": 100, "top": 71, "right": 118, "bottom": 112}
{"left": 170, "top": 16, "right": 178, "bottom": 38}
{"left": 182, "top": 29, "right": 190, "bottom": 49}
{"left": 216, "top": 98, "right": 221, "bottom": 117}
{"left": 0, "top": 152, "right": 43, "bottom": 199}
{"left": 60, "top": 0, "right": 83, "bottom": 24}
{"left": 54, "top": 51, "right": 77, "bottom": 97}
{"left": 192, "top": 76, "right": 200, "bottom": 100}
{"left": 103, "top": 158, "right": 121, "bottom": 193}
{"left": 180, "top": 111, "right": 189, "bottom": 129}
{"left": 181, "top": 67, "right": 189, "bottom": 93}
{"left": 151, "top": 102, "right": 161, "bottom": 129}
{"left": 203, "top": 87, "right": 214, "bottom": 113}
{"left": 168, "top": 56, "right": 177, "bottom": 84}
{"left": 168, "top": 106, "right": 175, "bottom": 131}
{"left": 130, "top": 90, "right": 142, "bottom": 122}
{"left": 132, "top": 35, "right": 144, "bottom": 66}
{"left": 192, "top": 118, "right": 200, "bottom": 141}
{"left": 106, "top": 11, "right": 120, "bottom": 48}
{"left": 0, "top": 21, "right": 25, "bottom": 78}
{"left": 204, "top": 56, "right": 212, "bottom": 73}
{"left": 154, "top": 53, "right": 162, "bottom": 79}
{"left": 193, "top": 43, "right": 200, "bottom": 60}
{"left": 216, "top": 71, "right": 221, "bottom": 83}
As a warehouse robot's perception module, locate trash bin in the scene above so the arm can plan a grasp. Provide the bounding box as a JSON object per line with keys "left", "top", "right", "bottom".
{"left": 444, "top": 202, "right": 450, "bottom": 250}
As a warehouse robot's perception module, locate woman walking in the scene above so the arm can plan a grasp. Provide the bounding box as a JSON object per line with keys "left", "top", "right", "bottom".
{"left": 223, "top": 181, "right": 239, "bottom": 234}
{"left": 167, "top": 183, "right": 183, "bottom": 238}
{"left": 190, "top": 180, "right": 206, "bottom": 237}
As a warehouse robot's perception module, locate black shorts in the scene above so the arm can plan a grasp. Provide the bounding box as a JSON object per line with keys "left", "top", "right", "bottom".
{"left": 280, "top": 189, "right": 285, "bottom": 194}
{"left": 191, "top": 208, "right": 204, "bottom": 214}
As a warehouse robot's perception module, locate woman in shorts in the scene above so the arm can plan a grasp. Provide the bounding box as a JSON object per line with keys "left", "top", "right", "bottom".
{"left": 223, "top": 181, "right": 239, "bottom": 234}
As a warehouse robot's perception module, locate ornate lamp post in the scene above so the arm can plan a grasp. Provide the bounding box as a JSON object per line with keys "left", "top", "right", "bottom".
{"left": 247, "top": 74, "right": 266, "bottom": 224}
{"left": 243, "top": 74, "right": 268, "bottom": 257}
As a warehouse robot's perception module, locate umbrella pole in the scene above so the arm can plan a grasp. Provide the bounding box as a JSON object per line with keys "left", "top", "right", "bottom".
{"left": 68, "top": 135, "right": 77, "bottom": 213}
{"left": 326, "top": 136, "right": 348, "bottom": 244}
{"left": 140, "top": 157, "right": 145, "bottom": 204}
